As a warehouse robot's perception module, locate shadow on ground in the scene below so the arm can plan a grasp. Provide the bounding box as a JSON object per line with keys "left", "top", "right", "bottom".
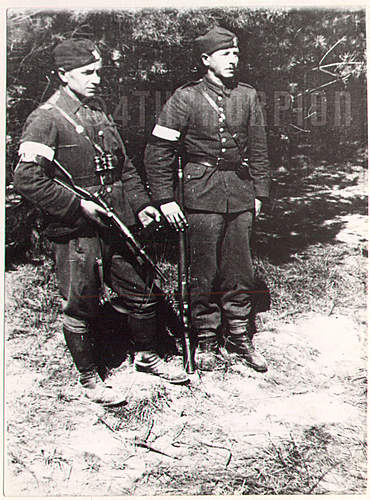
{"left": 255, "top": 146, "right": 367, "bottom": 264}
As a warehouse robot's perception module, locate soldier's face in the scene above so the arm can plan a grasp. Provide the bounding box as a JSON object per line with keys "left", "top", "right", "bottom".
{"left": 58, "top": 60, "right": 102, "bottom": 98}
{"left": 202, "top": 47, "right": 240, "bottom": 80}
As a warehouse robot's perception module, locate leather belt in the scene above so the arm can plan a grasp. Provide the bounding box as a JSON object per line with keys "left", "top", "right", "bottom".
{"left": 187, "top": 154, "right": 240, "bottom": 171}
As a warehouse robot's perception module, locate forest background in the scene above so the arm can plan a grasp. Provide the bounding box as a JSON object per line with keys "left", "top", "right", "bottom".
{"left": 6, "top": 7, "right": 366, "bottom": 255}
{"left": 4, "top": 7, "right": 368, "bottom": 496}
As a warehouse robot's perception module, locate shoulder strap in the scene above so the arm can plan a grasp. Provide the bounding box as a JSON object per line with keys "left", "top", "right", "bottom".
{"left": 179, "top": 79, "right": 202, "bottom": 90}
{"left": 199, "top": 89, "right": 221, "bottom": 115}
{"left": 52, "top": 100, "right": 125, "bottom": 154}
{"left": 52, "top": 102, "right": 87, "bottom": 137}
{"left": 198, "top": 88, "right": 247, "bottom": 161}
{"left": 51, "top": 101, "right": 107, "bottom": 157}
{"left": 239, "top": 82, "right": 254, "bottom": 89}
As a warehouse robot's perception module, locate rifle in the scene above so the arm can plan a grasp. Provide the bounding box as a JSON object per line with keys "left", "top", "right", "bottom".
{"left": 177, "top": 157, "right": 195, "bottom": 374}
{"left": 49, "top": 158, "right": 193, "bottom": 372}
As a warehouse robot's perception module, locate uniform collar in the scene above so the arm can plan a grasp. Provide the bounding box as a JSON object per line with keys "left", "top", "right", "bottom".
{"left": 57, "top": 86, "right": 103, "bottom": 113}
{"left": 203, "top": 75, "right": 235, "bottom": 97}
{"left": 57, "top": 86, "right": 83, "bottom": 114}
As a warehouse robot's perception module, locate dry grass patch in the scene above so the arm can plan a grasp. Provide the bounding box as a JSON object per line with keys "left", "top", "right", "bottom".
{"left": 5, "top": 187, "right": 367, "bottom": 495}
{"left": 5, "top": 254, "right": 366, "bottom": 494}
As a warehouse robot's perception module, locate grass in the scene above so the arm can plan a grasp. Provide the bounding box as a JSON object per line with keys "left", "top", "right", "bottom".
{"left": 5, "top": 252, "right": 367, "bottom": 494}
{"left": 147, "top": 428, "right": 346, "bottom": 495}
{"left": 255, "top": 243, "right": 367, "bottom": 322}
{"left": 5, "top": 150, "right": 367, "bottom": 495}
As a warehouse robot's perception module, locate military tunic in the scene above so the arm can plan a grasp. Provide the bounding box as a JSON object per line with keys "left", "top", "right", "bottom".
{"left": 145, "top": 76, "right": 270, "bottom": 333}
{"left": 15, "top": 86, "right": 157, "bottom": 325}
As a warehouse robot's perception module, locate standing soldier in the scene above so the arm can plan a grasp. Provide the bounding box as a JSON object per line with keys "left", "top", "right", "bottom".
{"left": 14, "top": 39, "right": 188, "bottom": 407}
{"left": 144, "top": 27, "right": 271, "bottom": 372}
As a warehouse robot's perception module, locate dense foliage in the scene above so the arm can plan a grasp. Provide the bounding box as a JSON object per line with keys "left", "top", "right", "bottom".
{"left": 6, "top": 8, "right": 367, "bottom": 257}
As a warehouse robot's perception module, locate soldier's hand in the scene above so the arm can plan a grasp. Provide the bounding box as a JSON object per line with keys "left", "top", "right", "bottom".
{"left": 80, "top": 199, "right": 110, "bottom": 227}
{"left": 138, "top": 205, "right": 161, "bottom": 228}
{"left": 160, "top": 201, "right": 188, "bottom": 232}
{"left": 255, "top": 198, "right": 262, "bottom": 218}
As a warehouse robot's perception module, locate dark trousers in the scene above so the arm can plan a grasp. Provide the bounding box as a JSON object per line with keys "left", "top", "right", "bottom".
{"left": 55, "top": 232, "right": 158, "bottom": 329}
{"left": 187, "top": 210, "right": 255, "bottom": 332}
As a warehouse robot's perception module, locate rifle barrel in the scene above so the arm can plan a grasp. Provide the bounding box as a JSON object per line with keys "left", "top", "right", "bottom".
{"left": 177, "top": 157, "right": 195, "bottom": 374}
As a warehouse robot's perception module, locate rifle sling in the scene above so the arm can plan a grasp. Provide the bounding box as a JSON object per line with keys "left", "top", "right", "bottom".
{"left": 198, "top": 88, "right": 248, "bottom": 163}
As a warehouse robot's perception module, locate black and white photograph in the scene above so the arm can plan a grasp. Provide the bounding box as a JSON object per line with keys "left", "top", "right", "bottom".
{"left": 4, "top": 3, "right": 367, "bottom": 496}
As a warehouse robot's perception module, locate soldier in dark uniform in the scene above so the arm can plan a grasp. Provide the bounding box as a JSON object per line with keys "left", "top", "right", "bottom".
{"left": 144, "top": 27, "right": 271, "bottom": 372}
{"left": 14, "top": 39, "right": 188, "bottom": 406}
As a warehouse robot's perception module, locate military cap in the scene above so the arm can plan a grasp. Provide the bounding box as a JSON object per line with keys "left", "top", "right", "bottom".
{"left": 53, "top": 39, "right": 101, "bottom": 70}
{"left": 195, "top": 26, "right": 238, "bottom": 55}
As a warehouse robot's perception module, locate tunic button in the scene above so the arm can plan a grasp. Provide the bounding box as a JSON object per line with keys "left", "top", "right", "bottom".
{"left": 220, "top": 127, "right": 224, "bottom": 132}
{"left": 217, "top": 96, "right": 222, "bottom": 101}
{"left": 221, "top": 148, "right": 226, "bottom": 153}
{"left": 221, "top": 138, "right": 227, "bottom": 143}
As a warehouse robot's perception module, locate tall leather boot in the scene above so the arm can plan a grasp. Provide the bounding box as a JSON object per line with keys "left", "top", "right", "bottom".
{"left": 195, "top": 331, "right": 222, "bottom": 371}
{"left": 224, "top": 321, "right": 268, "bottom": 373}
{"left": 129, "top": 316, "right": 189, "bottom": 384}
{"left": 63, "top": 327, "right": 126, "bottom": 406}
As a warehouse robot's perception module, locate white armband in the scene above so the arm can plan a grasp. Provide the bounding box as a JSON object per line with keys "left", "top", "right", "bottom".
{"left": 18, "top": 141, "right": 55, "bottom": 163}
{"left": 152, "top": 124, "right": 180, "bottom": 142}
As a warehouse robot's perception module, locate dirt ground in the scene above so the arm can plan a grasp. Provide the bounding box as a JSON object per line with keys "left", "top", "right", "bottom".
{"left": 4, "top": 152, "right": 367, "bottom": 495}
{"left": 4, "top": 285, "right": 367, "bottom": 495}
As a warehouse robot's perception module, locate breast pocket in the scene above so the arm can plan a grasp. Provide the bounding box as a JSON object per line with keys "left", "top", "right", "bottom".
{"left": 184, "top": 163, "right": 208, "bottom": 182}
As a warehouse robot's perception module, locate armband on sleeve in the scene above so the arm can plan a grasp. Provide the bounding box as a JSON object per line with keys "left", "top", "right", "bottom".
{"left": 18, "top": 141, "right": 55, "bottom": 166}
{"left": 152, "top": 125, "right": 180, "bottom": 142}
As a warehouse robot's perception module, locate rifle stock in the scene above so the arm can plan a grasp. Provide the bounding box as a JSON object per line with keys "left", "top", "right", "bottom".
{"left": 177, "top": 157, "right": 196, "bottom": 374}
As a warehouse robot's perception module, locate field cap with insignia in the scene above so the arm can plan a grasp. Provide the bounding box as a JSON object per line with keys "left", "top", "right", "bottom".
{"left": 53, "top": 39, "right": 101, "bottom": 70}
{"left": 195, "top": 26, "right": 239, "bottom": 56}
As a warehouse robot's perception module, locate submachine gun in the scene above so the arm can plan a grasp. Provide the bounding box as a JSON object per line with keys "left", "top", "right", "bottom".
{"left": 51, "top": 156, "right": 167, "bottom": 283}
{"left": 48, "top": 149, "right": 195, "bottom": 374}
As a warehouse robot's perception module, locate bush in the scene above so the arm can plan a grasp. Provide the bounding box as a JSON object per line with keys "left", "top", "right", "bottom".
{"left": 6, "top": 8, "right": 366, "bottom": 260}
